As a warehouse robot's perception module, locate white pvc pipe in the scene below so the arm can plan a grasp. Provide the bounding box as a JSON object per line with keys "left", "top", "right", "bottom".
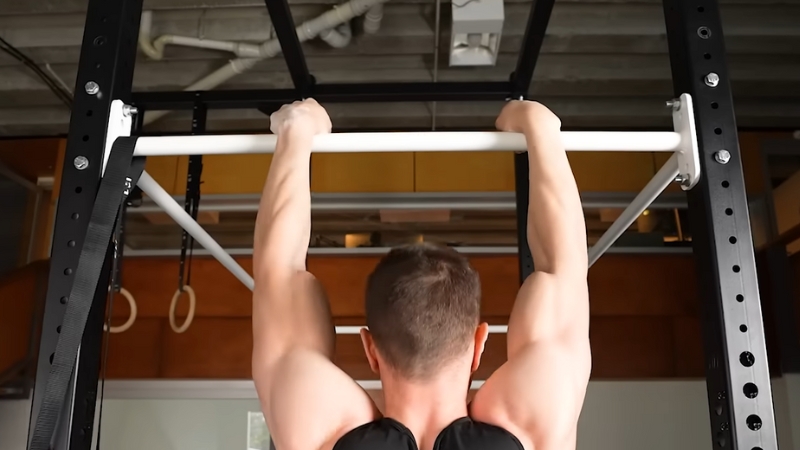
{"left": 319, "top": 23, "right": 353, "bottom": 48}
{"left": 363, "top": 4, "right": 384, "bottom": 34}
{"left": 334, "top": 325, "right": 507, "bottom": 335}
{"left": 153, "top": 35, "right": 262, "bottom": 58}
{"left": 137, "top": 171, "right": 256, "bottom": 290}
{"left": 133, "top": 131, "right": 682, "bottom": 156}
{"left": 142, "top": 0, "right": 389, "bottom": 125}
{"left": 587, "top": 154, "right": 681, "bottom": 267}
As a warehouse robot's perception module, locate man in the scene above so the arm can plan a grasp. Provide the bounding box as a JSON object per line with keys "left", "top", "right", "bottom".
{"left": 251, "top": 99, "right": 591, "bottom": 450}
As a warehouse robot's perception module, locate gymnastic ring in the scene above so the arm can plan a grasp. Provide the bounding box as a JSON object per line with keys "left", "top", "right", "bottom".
{"left": 169, "top": 285, "right": 196, "bottom": 334}
{"left": 104, "top": 287, "right": 137, "bottom": 334}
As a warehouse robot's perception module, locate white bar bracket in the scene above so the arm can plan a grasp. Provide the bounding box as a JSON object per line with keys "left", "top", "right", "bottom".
{"left": 102, "top": 100, "right": 133, "bottom": 176}
{"left": 672, "top": 93, "right": 701, "bottom": 190}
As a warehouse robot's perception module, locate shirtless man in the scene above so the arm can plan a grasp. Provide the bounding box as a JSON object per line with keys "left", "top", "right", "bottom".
{"left": 251, "top": 99, "right": 591, "bottom": 450}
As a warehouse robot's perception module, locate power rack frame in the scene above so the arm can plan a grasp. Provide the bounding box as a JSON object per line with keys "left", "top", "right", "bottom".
{"left": 27, "top": 0, "right": 778, "bottom": 449}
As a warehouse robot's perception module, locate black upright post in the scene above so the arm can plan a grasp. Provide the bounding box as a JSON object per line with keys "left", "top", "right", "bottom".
{"left": 263, "top": 0, "right": 313, "bottom": 97}
{"left": 28, "top": 0, "right": 143, "bottom": 447}
{"left": 662, "top": 0, "right": 777, "bottom": 448}
{"left": 514, "top": 153, "right": 535, "bottom": 283}
{"left": 510, "top": 0, "right": 556, "bottom": 98}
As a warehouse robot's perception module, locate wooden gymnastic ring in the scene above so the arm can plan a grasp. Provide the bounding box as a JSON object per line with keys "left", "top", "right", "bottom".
{"left": 105, "top": 287, "right": 137, "bottom": 333}
{"left": 169, "top": 285, "right": 196, "bottom": 333}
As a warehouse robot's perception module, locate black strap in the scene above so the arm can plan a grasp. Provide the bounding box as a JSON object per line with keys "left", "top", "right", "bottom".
{"left": 30, "top": 136, "right": 139, "bottom": 450}
{"left": 178, "top": 155, "right": 202, "bottom": 289}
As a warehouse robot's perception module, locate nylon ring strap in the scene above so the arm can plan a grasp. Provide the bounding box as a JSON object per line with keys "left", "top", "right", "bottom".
{"left": 30, "top": 136, "right": 140, "bottom": 450}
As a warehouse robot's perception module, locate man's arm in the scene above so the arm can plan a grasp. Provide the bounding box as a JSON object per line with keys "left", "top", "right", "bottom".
{"left": 251, "top": 100, "right": 378, "bottom": 450}
{"left": 471, "top": 101, "right": 591, "bottom": 450}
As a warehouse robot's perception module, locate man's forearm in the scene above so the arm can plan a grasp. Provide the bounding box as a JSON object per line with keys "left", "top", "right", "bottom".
{"left": 524, "top": 128, "right": 587, "bottom": 276}
{"left": 253, "top": 131, "right": 313, "bottom": 279}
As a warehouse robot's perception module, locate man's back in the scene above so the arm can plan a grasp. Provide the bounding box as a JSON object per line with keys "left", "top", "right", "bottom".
{"left": 250, "top": 100, "right": 591, "bottom": 450}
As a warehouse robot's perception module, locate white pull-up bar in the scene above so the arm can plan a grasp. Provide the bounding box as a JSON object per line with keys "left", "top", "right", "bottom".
{"left": 133, "top": 132, "right": 691, "bottom": 294}
{"left": 132, "top": 131, "right": 683, "bottom": 156}
{"left": 128, "top": 92, "right": 699, "bottom": 305}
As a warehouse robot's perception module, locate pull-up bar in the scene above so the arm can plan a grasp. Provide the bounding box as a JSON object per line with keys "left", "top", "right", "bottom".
{"left": 129, "top": 94, "right": 699, "bottom": 299}
{"left": 132, "top": 131, "right": 683, "bottom": 156}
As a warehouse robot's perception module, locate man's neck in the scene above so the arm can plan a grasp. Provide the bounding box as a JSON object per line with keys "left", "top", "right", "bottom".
{"left": 380, "top": 369, "right": 471, "bottom": 450}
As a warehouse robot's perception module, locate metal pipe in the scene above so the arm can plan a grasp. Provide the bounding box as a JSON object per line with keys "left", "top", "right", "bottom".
{"left": 133, "top": 131, "right": 683, "bottom": 156}
{"left": 587, "top": 154, "right": 681, "bottom": 266}
{"left": 101, "top": 379, "right": 486, "bottom": 399}
{"left": 123, "top": 246, "right": 692, "bottom": 258}
{"left": 333, "top": 325, "right": 507, "bottom": 334}
{"left": 127, "top": 191, "right": 688, "bottom": 214}
{"left": 124, "top": 246, "right": 520, "bottom": 257}
{"left": 137, "top": 171, "right": 255, "bottom": 290}
{"left": 431, "top": 0, "right": 442, "bottom": 130}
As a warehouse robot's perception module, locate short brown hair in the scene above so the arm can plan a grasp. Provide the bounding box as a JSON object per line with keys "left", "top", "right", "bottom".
{"left": 365, "top": 243, "right": 481, "bottom": 379}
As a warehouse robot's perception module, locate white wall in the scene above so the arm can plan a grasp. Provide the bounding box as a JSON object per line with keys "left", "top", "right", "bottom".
{"left": 578, "top": 381, "right": 711, "bottom": 449}
{"left": 0, "top": 398, "right": 30, "bottom": 450}
{"left": 96, "top": 399, "right": 263, "bottom": 450}
{"left": 782, "top": 374, "right": 800, "bottom": 449}
{"left": 3, "top": 379, "right": 799, "bottom": 450}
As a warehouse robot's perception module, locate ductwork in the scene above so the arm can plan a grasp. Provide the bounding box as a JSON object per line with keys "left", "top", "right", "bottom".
{"left": 140, "top": 0, "right": 389, "bottom": 125}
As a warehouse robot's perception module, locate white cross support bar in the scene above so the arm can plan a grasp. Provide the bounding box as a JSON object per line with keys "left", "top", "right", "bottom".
{"left": 137, "top": 171, "right": 256, "bottom": 291}
{"left": 587, "top": 154, "right": 680, "bottom": 267}
{"left": 132, "top": 131, "right": 683, "bottom": 156}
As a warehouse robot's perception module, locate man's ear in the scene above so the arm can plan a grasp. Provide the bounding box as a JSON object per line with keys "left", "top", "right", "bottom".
{"left": 360, "top": 328, "right": 380, "bottom": 375}
{"left": 471, "top": 322, "right": 490, "bottom": 373}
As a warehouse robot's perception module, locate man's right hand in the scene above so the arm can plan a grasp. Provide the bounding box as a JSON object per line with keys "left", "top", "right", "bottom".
{"left": 269, "top": 98, "right": 332, "bottom": 137}
{"left": 495, "top": 100, "right": 561, "bottom": 136}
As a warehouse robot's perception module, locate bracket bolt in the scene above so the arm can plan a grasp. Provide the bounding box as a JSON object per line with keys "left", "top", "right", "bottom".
{"left": 705, "top": 73, "right": 720, "bottom": 87}
{"left": 714, "top": 149, "right": 731, "bottom": 164}
{"left": 666, "top": 99, "right": 681, "bottom": 109}
{"left": 85, "top": 81, "right": 100, "bottom": 95}
{"left": 73, "top": 156, "right": 89, "bottom": 170}
{"left": 674, "top": 174, "right": 690, "bottom": 187}
{"left": 122, "top": 105, "right": 139, "bottom": 117}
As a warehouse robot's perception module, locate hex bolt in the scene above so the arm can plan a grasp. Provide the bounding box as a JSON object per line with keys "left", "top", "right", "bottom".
{"left": 666, "top": 99, "right": 681, "bottom": 109}
{"left": 715, "top": 150, "right": 731, "bottom": 164}
{"left": 705, "top": 73, "right": 720, "bottom": 87}
{"left": 73, "top": 156, "right": 89, "bottom": 170}
{"left": 85, "top": 81, "right": 100, "bottom": 95}
{"left": 122, "top": 105, "right": 139, "bottom": 117}
{"left": 674, "top": 174, "right": 690, "bottom": 186}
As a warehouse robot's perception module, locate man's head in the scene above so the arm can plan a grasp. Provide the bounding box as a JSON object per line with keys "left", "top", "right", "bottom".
{"left": 360, "top": 243, "right": 489, "bottom": 381}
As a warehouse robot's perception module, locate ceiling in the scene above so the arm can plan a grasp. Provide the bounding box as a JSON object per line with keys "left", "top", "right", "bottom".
{"left": 0, "top": 0, "right": 799, "bottom": 136}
